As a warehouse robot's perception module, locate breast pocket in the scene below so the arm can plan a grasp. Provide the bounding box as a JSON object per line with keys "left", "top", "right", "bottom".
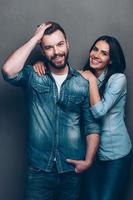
{"left": 63, "top": 95, "right": 84, "bottom": 112}
{"left": 31, "top": 82, "right": 51, "bottom": 103}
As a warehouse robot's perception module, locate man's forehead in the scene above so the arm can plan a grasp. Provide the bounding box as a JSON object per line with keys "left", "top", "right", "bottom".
{"left": 42, "top": 30, "right": 66, "bottom": 45}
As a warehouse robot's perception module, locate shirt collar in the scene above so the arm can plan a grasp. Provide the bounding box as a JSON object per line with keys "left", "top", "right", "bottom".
{"left": 45, "top": 64, "right": 79, "bottom": 78}
{"left": 97, "top": 69, "right": 107, "bottom": 86}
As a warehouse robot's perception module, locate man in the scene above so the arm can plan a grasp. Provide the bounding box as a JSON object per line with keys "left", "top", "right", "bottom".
{"left": 2, "top": 22, "right": 100, "bottom": 200}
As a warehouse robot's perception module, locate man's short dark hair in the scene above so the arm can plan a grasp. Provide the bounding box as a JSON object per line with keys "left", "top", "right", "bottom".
{"left": 44, "top": 21, "right": 67, "bottom": 39}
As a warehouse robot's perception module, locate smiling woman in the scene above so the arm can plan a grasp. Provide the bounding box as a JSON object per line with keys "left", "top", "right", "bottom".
{"left": 81, "top": 35, "right": 132, "bottom": 200}
{"left": 89, "top": 40, "right": 111, "bottom": 76}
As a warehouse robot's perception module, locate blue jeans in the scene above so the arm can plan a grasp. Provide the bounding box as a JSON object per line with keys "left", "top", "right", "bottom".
{"left": 82, "top": 152, "right": 132, "bottom": 200}
{"left": 24, "top": 162, "right": 81, "bottom": 200}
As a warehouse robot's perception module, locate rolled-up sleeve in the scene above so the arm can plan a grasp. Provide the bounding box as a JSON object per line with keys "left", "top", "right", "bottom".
{"left": 82, "top": 91, "right": 100, "bottom": 136}
{"left": 2, "top": 65, "right": 32, "bottom": 88}
{"left": 90, "top": 74, "right": 127, "bottom": 119}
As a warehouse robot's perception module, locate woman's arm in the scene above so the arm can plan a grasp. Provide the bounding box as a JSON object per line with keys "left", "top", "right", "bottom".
{"left": 81, "top": 71, "right": 127, "bottom": 119}
{"left": 80, "top": 70, "right": 101, "bottom": 106}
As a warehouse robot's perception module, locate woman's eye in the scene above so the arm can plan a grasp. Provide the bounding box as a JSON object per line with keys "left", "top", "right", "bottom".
{"left": 93, "top": 46, "right": 98, "bottom": 51}
{"left": 102, "top": 51, "right": 109, "bottom": 56}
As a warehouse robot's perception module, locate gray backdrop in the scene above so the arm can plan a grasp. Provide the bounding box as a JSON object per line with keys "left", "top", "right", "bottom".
{"left": 0, "top": 0, "right": 133, "bottom": 200}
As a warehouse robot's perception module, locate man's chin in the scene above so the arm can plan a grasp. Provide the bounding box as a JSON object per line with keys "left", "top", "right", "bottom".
{"left": 50, "top": 61, "right": 67, "bottom": 70}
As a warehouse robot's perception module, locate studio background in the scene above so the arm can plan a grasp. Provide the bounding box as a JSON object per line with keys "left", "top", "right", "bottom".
{"left": 0, "top": 0, "right": 133, "bottom": 200}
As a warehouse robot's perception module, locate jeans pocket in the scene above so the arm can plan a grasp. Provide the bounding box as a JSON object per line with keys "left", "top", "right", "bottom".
{"left": 27, "top": 166, "right": 43, "bottom": 180}
{"left": 28, "top": 166, "right": 41, "bottom": 173}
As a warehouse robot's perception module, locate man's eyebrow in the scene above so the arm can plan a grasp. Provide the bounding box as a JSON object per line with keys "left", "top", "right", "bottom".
{"left": 43, "top": 45, "right": 52, "bottom": 48}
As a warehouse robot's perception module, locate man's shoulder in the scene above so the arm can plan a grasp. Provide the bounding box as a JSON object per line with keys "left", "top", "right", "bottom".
{"left": 23, "top": 64, "right": 34, "bottom": 74}
{"left": 24, "top": 65, "right": 43, "bottom": 81}
{"left": 70, "top": 67, "right": 89, "bottom": 85}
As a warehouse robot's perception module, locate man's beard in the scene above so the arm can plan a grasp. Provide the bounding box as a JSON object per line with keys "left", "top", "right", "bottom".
{"left": 43, "top": 51, "right": 69, "bottom": 70}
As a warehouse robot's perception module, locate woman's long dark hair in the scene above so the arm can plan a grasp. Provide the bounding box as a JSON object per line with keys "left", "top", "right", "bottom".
{"left": 83, "top": 35, "right": 126, "bottom": 97}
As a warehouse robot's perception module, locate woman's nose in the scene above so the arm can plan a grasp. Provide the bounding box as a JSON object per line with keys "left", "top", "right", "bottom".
{"left": 94, "top": 51, "right": 100, "bottom": 58}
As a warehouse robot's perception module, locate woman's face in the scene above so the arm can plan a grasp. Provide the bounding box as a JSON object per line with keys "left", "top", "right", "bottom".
{"left": 90, "top": 40, "right": 111, "bottom": 74}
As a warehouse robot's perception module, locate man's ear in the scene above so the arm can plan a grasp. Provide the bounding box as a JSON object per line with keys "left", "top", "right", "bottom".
{"left": 40, "top": 44, "right": 45, "bottom": 56}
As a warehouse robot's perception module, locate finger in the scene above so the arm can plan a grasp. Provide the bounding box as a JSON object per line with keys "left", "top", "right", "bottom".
{"left": 75, "top": 168, "right": 78, "bottom": 173}
{"left": 37, "top": 23, "right": 45, "bottom": 27}
{"left": 36, "top": 62, "right": 46, "bottom": 75}
{"left": 40, "top": 64, "right": 45, "bottom": 75}
{"left": 40, "top": 64, "right": 45, "bottom": 76}
{"left": 66, "top": 159, "right": 79, "bottom": 165}
{"left": 33, "top": 66, "right": 37, "bottom": 72}
{"left": 45, "top": 21, "right": 51, "bottom": 25}
{"left": 41, "top": 64, "right": 46, "bottom": 74}
{"left": 38, "top": 65, "right": 42, "bottom": 76}
{"left": 42, "top": 67, "right": 45, "bottom": 74}
{"left": 37, "top": 23, "right": 51, "bottom": 30}
{"left": 41, "top": 23, "right": 52, "bottom": 29}
{"left": 75, "top": 168, "right": 82, "bottom": 173}
{"left": 35, "top": 65, "right": 42, "bottom": 76}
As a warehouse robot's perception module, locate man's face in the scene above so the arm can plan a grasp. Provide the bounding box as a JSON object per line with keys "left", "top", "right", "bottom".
{"left": 41, "top": 30, "right": 69, "bottom": 70}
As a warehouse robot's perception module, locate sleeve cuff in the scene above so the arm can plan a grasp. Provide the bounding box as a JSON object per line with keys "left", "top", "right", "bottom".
{"left": 90, "top": 101, "right": 103, "bottom": 119}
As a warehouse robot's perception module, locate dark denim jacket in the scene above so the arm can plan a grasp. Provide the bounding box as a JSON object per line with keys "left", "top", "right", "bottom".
{"left": 3, "top": 65, "right": 100, "bottom": 173}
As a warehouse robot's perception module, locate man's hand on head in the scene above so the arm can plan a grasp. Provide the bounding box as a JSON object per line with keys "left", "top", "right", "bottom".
{"left": 33, "top": 23, "right": 52, "bottom": 44}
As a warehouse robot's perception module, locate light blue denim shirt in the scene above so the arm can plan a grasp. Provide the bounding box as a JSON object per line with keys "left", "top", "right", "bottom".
{"left": 90, "top": 72, "right": 132, "bottom": 160}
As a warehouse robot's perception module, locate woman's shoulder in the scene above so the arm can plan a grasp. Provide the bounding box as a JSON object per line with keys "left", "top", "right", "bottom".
{"left": 108, "top": 73, "right": 126, "bottom": 83}
{"left": 107, "top": 73, "right": 127, "bottom": 93}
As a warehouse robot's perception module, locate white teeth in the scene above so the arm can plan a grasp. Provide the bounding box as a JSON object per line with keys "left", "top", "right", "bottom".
{"left": 54, "top": 56, "right": 63, "bottom": 59}
{"left": 91, "top": 58, "right": 100, "bottom": 64}
{"left": 55, "top": 57, "right": 62, "bottom": 60}
{"left": 53, "top": 56, "right": 64, "bottom": 62}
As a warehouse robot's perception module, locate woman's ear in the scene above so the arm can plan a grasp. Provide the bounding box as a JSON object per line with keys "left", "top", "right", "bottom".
{"left": 109, "top": 60, "right": 112, "bottom": 64}
{"left": 66, "top": 40, "right": 69, "bottom": 49}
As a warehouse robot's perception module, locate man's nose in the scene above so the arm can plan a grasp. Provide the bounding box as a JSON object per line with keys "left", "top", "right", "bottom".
{"left": 53, "top": 46, "right": 59, "bottom": 54}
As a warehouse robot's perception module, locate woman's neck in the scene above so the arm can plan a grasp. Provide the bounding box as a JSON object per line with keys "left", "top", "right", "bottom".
{"left": 95, "top": 67, "right": 108, "bottom": 78}
{"left": 95, "top": 69, "right": 104, "bottom": 78}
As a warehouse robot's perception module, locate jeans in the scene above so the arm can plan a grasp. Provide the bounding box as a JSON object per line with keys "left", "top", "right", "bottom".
{"left": 82, "top": 151, "right": 132, "bottom": 200}
{"left": 24, "top": 162, "right": 81, "bottom": 200}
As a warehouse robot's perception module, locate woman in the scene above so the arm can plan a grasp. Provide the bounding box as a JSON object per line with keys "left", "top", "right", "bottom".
{"left": 33, "top": 35, "right": 132, "bottom": 200}
{"left": 80, "top": 35, "right": 132, "bottom": 200}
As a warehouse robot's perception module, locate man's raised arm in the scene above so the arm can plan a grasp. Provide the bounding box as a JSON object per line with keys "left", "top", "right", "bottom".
{"left": 2, "top": 23, "right": 51, "bottom": 77}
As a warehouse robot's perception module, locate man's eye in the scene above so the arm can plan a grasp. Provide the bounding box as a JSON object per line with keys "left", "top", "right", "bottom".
{"left": 58, "top": 42, "right": 64, "bottom": 47}
{"left": 45, "top": 46, "right": 52, "bottom": 50}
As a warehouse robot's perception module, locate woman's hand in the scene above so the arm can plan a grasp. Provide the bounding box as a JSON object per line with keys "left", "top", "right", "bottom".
{"left": 80, "top": 70, "right": 97, "bottom": 82}
{"left": 66, "top": 159, "right": 92, "bottom": 173}
{"left": 33, "top": 61, "right": 46, "bottom": 76}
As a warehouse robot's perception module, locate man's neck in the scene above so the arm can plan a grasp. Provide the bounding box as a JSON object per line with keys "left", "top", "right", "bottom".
{"left": 49, "top": 65, "right": 68, "bottom": 75}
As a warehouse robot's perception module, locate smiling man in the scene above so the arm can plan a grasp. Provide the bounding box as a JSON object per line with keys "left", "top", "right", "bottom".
{"left": 2, "top": 21, "right": 100, "bottom": 200}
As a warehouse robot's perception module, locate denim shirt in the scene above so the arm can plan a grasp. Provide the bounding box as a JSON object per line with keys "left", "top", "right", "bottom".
{"left": 90, "top": 72, "right": 132, "bottom": 160}
{"left": 3, "top": 65, "right": 100, "bottom": 173}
